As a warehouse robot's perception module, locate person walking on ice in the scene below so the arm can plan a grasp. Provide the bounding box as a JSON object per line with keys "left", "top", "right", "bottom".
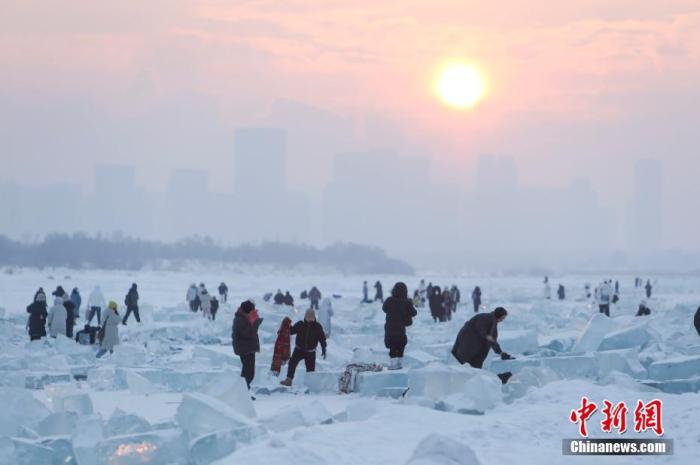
{"left": 87, "top": 285, "right": 106, "bottom": 325}
{"left": 383, "top": 282, "right": 417, "bottom": 370}
{"left": 280, "top": 309, "right": 327, "bottom": 387}
{"left": 122, "top": 283, "right": 140, "bottom": 325}
{"left": 232, "top": 300, "right": 263, "bottom": 391}
{"left": 97, "top": 301, "right": 121, "bottom": 358}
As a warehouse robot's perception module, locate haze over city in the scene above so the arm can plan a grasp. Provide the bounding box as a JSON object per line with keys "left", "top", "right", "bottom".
{"left": 2, "top": 1, "right": 699, "bottom": 269}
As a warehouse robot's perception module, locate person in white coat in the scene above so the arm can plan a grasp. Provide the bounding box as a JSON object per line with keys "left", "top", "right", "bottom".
{"left": 87, "top": 285, "right": 106, "bottom": 325}
{"left": 47, "top": 297, "right": 68, "bottom": 337}
{"left": 200, "top": 288, "right": 212, "bottom": 320}
{"left": 186, "top": 284, "right": 198, "bottom": 312}
{"left": 543, "top": 277, "right": 551, "bottom": 300}
{"left": 97, "top": 301, "right": 121, "bottom": 358}
{"left": 318, "top": 297, "right": 334, "bottom": 338}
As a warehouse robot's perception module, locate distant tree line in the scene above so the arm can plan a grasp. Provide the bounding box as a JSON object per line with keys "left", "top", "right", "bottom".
{"left": 0, "top": 233, "right": 414, "bottom": 275}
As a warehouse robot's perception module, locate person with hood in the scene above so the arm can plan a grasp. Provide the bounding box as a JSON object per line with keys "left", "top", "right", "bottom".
{"left": 557, "top": 284, "right": 566, "bottom": 301}
{"left": 271, "top": 317, "right": 292, "bottom": 376}
{"left": 472, "top": 286, "right": 482, "bottom": 313}
{"left": 429, "top": 285, "right": 443, "bottom": 323}
{"left": 63, "top": 294, "right": 76, "bottom": 338}
{"left": 34, "top": 287, "right": 46, "bottom": 302}
{"left": 695, "top": 306, "right": 700, "bottom": 336}
{"left": 122, "top": 283, "right": 140, "bottom": 325}
{"left": 232, "top": 300, "right": 263, "bottom": 390}
{"left": 200, "top": 287, "right": 212, "bottom": 320}
{"left": 210, "top": 296, "right": 220, "bottom": 321}
{"left": 27, "top": 292, "right": 48, "bottom": 341}
{"left": 452, "top": 307, "right": 514, "bottom": 383}
{"left": 97, "top": 301, "right": 120, "bottom": 358}
{"left": 374, "top": 281, "right": 384, "bottom": 303}
{"left": 382, "top": 282, "right": 418, "bottom": 370}
{"left": 442, "top": 286, "right": 453, "bottom": 322}
{"left": 87, "top": 285, "right": 106, "bottom": 325}
{"left": 273, "top": 290, "right": 285, "bottom": 305}
{"left": 318, "top": 297, "right": 334, "bottom": 338}
{"left": 362, "top": 281, "right": 371, "bottom": 303}
{"left": 218, "top": 282, "right": 229, "bottom": 303}
{"left": 47, "top": 296, "right": 68, "bottom": 338}
{"left": 283, "top": 291, "right": 294, "bottom": 307}
{"left": 645, "top": 280, "right": 653, "bottom": 299}
{"left": 70, "top": 287, "right": 82, "bottom": 319}
{"left": 308, "top": 286, "right": 322, "bottom": 310}
{"left": 186, "top": 284, "right": 199, "bottom": 312}
{"left": 280, "top": 309, "right": 327, "bottom": 387}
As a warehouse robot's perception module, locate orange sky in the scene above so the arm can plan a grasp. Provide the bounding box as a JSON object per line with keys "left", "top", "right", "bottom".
{"left": 1, "top": 1, "right": 699, "bottom": 198}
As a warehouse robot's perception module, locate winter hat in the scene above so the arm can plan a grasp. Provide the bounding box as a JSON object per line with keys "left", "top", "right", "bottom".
{"left": 108, "top": 301, "right": 118, "bottom": 311}
{"left": 494, "top": 307, "right": 508, "bottom": 319}
{"left": 304, "top": 308, "right": 316, "bottom": 321}
{"left": 240, "top": 300, "right": 255, "bottom": 314}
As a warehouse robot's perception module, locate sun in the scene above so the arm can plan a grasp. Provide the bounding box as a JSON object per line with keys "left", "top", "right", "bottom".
{"left": 434, "top": 63, "right": 487, "bottom": 109}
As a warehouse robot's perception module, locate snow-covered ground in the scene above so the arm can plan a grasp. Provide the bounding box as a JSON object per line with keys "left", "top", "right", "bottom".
{"left": 1, "top": 268, "right": 699, "bottom": 465}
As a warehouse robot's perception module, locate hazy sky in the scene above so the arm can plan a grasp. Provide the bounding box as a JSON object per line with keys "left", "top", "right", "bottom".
{"left": 2, "top": 1, "right": 699, "bottom": 251}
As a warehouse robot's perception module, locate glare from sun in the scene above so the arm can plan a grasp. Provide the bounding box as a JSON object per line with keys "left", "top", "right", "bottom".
{"left": 435, "top": 63, "right": 487, "bottom": 109}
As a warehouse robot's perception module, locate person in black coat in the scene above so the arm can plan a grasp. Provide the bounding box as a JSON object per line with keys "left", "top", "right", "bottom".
{"left": 283, "top": 291, "right": 294, "bottom": 306}
{"left": 75, "top": 324, "right": 99, "bottom": 345}
{"left": 374, "top": 281, "right": 384, "bottom": 303}
{"left": 232, "top": 300, "right": 263, "bottom": 390}
{"left": 122, "top": 283, "right": 140, "bottom": 325}
{"left": 383, "top": 282, "right": 417, "bottom": 370}
{"left": 218, "top": 282, "right": 228, "bottom": 303}
{"left": 63, "top": 295, "right": 76, "bottom": 338}
{"left": 211, "top": 296, "right": 219, "bottom": 321}
{"left": 694, "top": 306, "right": 700, "bottom": 336}
{"left": 645, "top": 280, "right": 653, "bottom": 299}
{"left": 471, "top": 286, "right": 482, "bottom": 313}
{"left": 452, "top": 307, "right": 513, "bottom": 371}
{"left": 280, "top": 308, "right": 327, "bottom": 386}
{"left": 27, "top": 293, "right": 48, "bottom": 341}
{"left": 557, "top": 284, "right": 566, "bottom": 300}
{"left": 636, "top": 302, "right": 651, "bottom": 317}
{"left": 429, "top": 286, "right": 443, "bottom": 322}
{"left": 273, "top": 290, "right": 285, "bottom": 305}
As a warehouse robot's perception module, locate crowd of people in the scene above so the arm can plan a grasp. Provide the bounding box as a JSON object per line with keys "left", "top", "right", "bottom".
{"left": 542, "top": 276, "right": 658, "bottom": 319}
{"left": 186, "top": 283, "right": 223, "bottom": 320}
{"left": 26, "top": 283, "right": 140, "bottom": 358}
{"left": 23, "top": 275, "right": 698, "bottom": 401}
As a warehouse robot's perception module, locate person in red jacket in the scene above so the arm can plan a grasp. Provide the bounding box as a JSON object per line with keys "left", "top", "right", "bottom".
{"left": 271, "top": 317, "right": 292, "bottom": 375}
